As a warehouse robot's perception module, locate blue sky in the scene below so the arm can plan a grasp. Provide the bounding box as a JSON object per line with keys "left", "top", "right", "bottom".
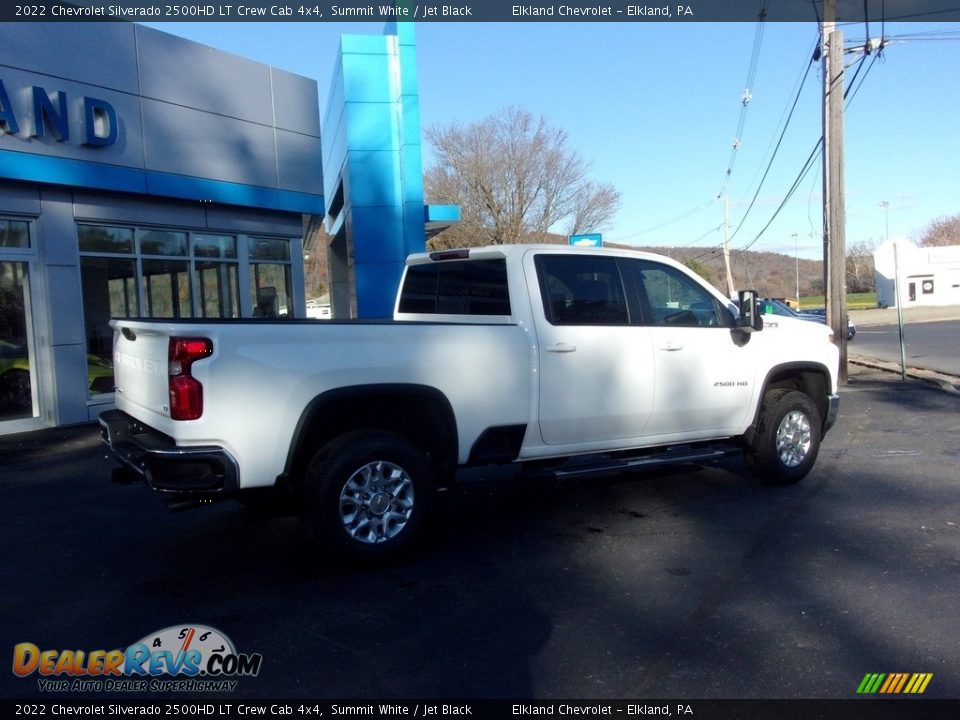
{"left": 144, "top": 20, "right": 960, "bottom": 259}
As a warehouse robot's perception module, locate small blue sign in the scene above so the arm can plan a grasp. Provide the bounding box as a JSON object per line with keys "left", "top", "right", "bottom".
{"left": 569, "top": 233, "right": 602, "bottom": 247}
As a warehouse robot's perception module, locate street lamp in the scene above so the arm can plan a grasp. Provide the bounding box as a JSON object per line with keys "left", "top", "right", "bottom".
{"left": 880, "top": 200, "right": 907, "bottom": 378}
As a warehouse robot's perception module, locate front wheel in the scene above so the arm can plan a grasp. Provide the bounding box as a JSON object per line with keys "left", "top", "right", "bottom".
{"left": 302, "top": 431, "right": 434, "bottom": 563}
{"left": 745, "top": 389, "right": 822, "bottom": 485}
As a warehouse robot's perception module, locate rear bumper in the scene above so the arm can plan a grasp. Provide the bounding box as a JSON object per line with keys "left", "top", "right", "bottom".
{"left": 99, "top": 409, "right": 239, "bottom": 496}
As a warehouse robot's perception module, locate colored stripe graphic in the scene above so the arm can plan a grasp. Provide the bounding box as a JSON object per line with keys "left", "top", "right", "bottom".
{"left": 857, "top": 673, "right": 885, "bottom": 694}
{"left": 857, "top": 673, "right": 932, "bottom": 694}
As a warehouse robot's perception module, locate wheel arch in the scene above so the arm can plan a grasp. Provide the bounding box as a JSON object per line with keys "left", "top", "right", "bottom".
{"left": 743, "top": 362, "right": 832, "bottom": 444}
{"left": 282, "top": 384, "right": 459, "bottom": 490}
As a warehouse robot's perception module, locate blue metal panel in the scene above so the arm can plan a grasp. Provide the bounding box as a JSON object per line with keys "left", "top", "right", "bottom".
{"left": 0, "top": 152, "right": 322, "bottom": 215}
{"left": 341, "top": 51, "right": 395, "bottom": 104}
{"left": 72, "top": 191, "right": 207, "bottom": 229}
{"left": 146, "top": 171, "right": 277, "bottom": 208}
{"left": 276, "top": 129, "right": 324, "bottom": 196}
{"left": 50, "top": 344, "right": 92, "bottom": 425}
{"left": 141, "top": 99, "right": 278, "bottom": 188}
{"left": 135, "top": 25, "right": 274, "bottom": 126}
{"left": 426, "top": 205, "right": 462, "bottom": 223}
{"left": 402, "top": 208, "right": 426, "bottom": 258}
{"left": 271, "top": 68, "right": 322, "bottom": 136}
{"left": 205, "top": 205, "right": 306, "bottom": 235}
{"left": 0, "top": 150, "right": 147, "bottom": 194}
{"left": 346, "top": 151, "right": 402, "bottom": 208}
{"left": 277, "top": 189, "right": 326, "bottom": 215}
{"left": 0, "top": 180, "right": 40, "bottom": 215}
{"left": 45, "top": 265, "right": 85, "bottom": 346}
{"left": 344, "top": 102, "right": 399, "bottom": 151}
{"left": 323, "top": 22, "right": 444, "bottom": 318}
{"left": 350, "top": 206, "right": 405, "bottom": 264}
{"left": 399, "top": 94, "right": 422, "bottom": 152}
{"left": 0, "top": 24, "right": 139, "bottom": 94}
{"left": 398, "top": 45, "right": 420, "bottom": 97}
{"left": 400, "top": 147, "right": 424, "bottom": 205}
{"left": 1, "top": 24, "right": 324, "bottom": 215}
{"left": 341, "top": 35, "right": 391, "bottom": 55}
{"left": 354, "top": 261, "right": 407, "bottom": 319}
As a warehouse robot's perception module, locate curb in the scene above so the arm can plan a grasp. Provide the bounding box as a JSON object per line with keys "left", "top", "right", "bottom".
{"left": 848, "top": 354, "right": 960, "bottom": 395}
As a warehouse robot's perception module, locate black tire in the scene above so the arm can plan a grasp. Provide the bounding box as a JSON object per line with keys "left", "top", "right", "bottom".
{"left": 302, "top": 430, "right": 433, "bottom": 563}
{"left": 745, "top": 389, "right": 822, "bottom": 485}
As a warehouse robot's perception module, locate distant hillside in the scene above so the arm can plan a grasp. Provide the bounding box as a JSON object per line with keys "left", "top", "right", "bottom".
{"left": 627, "top": 245, "right": 823, "bottom": 299}
{"left": 528, "top": 233, "right": 825, "bottom": 298}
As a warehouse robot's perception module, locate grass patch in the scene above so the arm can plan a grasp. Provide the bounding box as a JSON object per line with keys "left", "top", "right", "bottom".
{"left": 799, "top": 292, "right": 876, "bottom": 310}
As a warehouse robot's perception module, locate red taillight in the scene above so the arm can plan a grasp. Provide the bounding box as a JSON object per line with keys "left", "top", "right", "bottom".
{"left": 168, "top": 337, "right": 212, "bottom": 421}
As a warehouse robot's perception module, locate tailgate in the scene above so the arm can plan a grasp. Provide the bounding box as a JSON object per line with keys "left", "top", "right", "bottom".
{"left": 111, "top": 322, "right": 172, "bottom": 418}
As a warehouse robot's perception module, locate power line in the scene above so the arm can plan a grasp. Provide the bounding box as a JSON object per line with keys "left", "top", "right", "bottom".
{"left": 718, "top": 1, "right": 770, "bottom": 197}
{"left": 737, "top": 47, "right": 882, "bottom": 253}
{"left": 609, "top": 198, "right": 716, "bottom": 243}
{"left": 725, "top": 40, "right": 818, "bottom": 245}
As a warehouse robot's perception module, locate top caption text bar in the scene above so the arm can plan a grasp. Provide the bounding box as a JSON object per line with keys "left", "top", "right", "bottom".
{"left": 5, "top": 1, "right": 960, "bottom": 23}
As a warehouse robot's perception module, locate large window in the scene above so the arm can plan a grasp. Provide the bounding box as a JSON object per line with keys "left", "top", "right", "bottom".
{"left": 1, "top": 219, "right": 31, "bottom": 249}
{"left": 1, "top": 260, "right": 35, "bottom": 420}
{"left": 249, "top": 237, "right": 292, "bottom": 318}
{"left": 78, "top": 224, "right": 297, "bottom": 397}
{"left": 1, "top": 219, "right": 38, "bottom": 424}
{"left": 193, "top": 234, "right": 239, "bottom": 319}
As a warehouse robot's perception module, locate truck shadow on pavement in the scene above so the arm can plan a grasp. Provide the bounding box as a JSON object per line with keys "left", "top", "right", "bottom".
{"left": 1, "top": 374, "right": 958, "bottom": 699}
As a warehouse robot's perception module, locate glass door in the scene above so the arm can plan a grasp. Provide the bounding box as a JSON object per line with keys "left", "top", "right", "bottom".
{"left": 0, "top": 259, "right": 39, "bottom": 428}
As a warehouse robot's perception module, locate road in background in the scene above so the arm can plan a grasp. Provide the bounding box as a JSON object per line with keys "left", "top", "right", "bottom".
{"left": 850, "top": 319, "right": 960, "bottom": 377}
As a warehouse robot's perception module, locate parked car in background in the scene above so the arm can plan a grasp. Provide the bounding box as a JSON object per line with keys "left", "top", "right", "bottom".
{"left": 761, "top": 299, "right": 855, "bottom": 341}
{"left": 1, "top": 341, "right": 114, "bottom": 416}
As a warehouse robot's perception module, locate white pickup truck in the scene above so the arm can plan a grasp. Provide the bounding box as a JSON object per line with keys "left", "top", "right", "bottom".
{"left": 101, "top": 244, "right": 840, "bottom": 561}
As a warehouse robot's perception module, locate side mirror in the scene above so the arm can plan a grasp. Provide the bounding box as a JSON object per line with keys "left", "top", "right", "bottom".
{"left": 736, "top": 289, "right": 764, "bottom": 332}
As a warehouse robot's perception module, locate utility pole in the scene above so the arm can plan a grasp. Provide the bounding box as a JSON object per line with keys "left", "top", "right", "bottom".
{"left": 822, "top": 0, "right": 848, "bottom": 382}
{"left": 722, "top": 192, "right": 735, "bottom": 297}
{"left": 793, "top": 232, "right": 800, "bottom": 304}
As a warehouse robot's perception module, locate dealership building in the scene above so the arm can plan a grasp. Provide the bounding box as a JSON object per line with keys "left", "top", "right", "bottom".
{"left": 0, "top": 21, "right": 447, "bottom": 435}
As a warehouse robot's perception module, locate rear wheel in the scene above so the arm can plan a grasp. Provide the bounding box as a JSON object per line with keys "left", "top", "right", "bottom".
{"left": 745, "top": 389, "right": 821, "bottom": 485}
{"left": 302, "top": 431, "right": 433, "bottom": 563}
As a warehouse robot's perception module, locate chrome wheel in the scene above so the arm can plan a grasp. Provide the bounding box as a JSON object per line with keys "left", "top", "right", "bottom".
{"left": 776, "top": 410, "right": 811, "bottom": 468}
{"left": 339, "top": 461, "right": 415, "bottom": 545}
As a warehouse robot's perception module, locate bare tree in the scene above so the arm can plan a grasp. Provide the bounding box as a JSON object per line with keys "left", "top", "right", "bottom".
{"left": 424, "top": 107, "right": 621, "bottom": 248}
{"left": 846, "top": 238, "right": 878, "bottom": 293}
{"left": 916, "top": 213, "right": 960, "bottom": 247}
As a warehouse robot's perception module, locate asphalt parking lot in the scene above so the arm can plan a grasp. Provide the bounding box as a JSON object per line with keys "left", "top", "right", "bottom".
{"left": 1, "top": 364, "right": 959, "bottom": 702}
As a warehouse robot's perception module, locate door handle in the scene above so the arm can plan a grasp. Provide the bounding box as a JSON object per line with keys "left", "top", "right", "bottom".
{"left": 659, "top": 341, "right": 684, "bottom": 351}
{"left": 545, "top": 343, "right": 577, "bottom": 353}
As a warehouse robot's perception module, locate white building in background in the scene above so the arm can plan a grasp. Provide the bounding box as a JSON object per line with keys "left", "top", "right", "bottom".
{"left": 874, "top": 240, "right": 960, "bottom": 309}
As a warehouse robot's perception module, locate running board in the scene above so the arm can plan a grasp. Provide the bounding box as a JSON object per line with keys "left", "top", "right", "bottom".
{"left": 549, "top": 445, "right": 739, "bottom": 481}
